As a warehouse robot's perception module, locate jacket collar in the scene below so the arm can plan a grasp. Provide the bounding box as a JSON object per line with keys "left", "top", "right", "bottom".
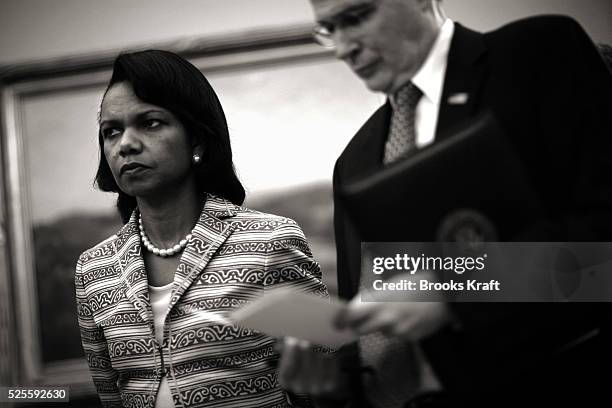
{"left": 341, "top": 102, "right": 392, "bottom": 180}
{"left": 436, "top": 22, "right": 488, "bottom": 139}
{"left": 113, "top": 194, "right": 238, "bottom": 324}
{"left": 343, "top": 24, "right": 487, "bottom": 181}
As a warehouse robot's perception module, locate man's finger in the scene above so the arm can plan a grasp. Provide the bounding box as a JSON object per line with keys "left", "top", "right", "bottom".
{"left": 356, "top": 312, "right": 401, "bottom": 335}
{"left": 278, "top": 337, "right": 301, "bottom": 387}
{"left": 295, "top": 340, "right": 314, "bottom": 394}
{"left": 389, "top": 316, "right": 417, "bottom": 339}
{"left": 338, "top": 298, "right": 380, "bottom": 328}
{"left": 318, "top": 354, "right": 340, "bottom": 395}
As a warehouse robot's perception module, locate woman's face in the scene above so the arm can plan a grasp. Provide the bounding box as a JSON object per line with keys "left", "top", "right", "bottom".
{"left": 99, "top": 82, "right": 196, "bottom": 198}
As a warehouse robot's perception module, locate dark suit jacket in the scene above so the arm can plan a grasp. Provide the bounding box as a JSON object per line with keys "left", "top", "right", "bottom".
{"left": 333, "top": 16, "right": 612, "bottom": 407}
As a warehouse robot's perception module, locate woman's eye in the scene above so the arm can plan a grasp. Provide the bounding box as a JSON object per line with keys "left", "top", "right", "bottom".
{"left": 143, "top": 119, "right": 162, "bottom": 129}
{"left": 101, "top": 127, "right": 121, "bottom": 139}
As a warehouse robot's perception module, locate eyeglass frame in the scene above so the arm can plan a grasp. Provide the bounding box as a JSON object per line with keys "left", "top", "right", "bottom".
{"left": 311, "top": 2, "right": 378, "bottom": 49}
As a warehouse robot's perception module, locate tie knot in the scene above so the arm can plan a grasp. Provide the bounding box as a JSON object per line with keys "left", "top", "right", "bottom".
{"left": 392, "top": 82, "right": 422, "bottom": 110}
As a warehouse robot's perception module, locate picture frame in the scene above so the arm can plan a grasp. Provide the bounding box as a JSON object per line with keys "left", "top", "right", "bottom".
{"left": 0, "top": 25, "right": 343, "bottom": 397}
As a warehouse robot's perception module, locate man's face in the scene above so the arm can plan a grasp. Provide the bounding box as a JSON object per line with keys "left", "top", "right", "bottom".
{"left": 310, "top": 0, "right": 438, "bottom": 94}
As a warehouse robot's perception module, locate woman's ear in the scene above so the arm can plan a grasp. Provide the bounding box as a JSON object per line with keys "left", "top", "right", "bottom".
{"left": 193, "top": 144, "right": 205, "bottom": 157}
{"left": 192, "top": 144, "right": 205, "bottom": 165}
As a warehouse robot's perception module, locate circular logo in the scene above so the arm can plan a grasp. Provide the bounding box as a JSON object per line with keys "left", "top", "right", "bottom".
{"left": 436, "top": 209, "right": 498, "bottom": 247}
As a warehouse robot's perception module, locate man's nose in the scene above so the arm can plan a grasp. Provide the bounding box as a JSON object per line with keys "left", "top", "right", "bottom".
{"left": 333, "top": 29, "right": 360, "bottom": 61}
{"left": 118, "top": 128, "right": 143, "bottom": 156}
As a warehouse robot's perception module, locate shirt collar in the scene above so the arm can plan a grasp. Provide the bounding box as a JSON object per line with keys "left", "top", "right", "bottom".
{"left": 392, "top": 19, "right": 455, "bottom": 106}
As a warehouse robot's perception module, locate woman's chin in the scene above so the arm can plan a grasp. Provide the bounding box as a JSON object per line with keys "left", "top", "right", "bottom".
{"left": 118, "top": 182, "right": 157, "bottom": 199}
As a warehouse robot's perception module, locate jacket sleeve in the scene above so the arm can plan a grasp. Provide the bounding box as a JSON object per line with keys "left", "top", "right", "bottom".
{"left": 263, "top": 217, "right": 329, "bottom": 299}
{"left": 561, "top": 17, "right": 612, "bottom": 239}
{"left": 75, "top": 258, "right": 122, "bottom": 407}
{"left": 262, "top": 218, "right": 332, "bottom": 408}
{"left": 423, "top": 17, "right": 612, "bottom": 395}
{"left": 519, "top": 16, "right": 612, "bottom": 241}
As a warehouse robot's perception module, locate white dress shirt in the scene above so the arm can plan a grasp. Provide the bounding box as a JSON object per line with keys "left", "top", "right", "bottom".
{"left": 392, "top": 18, "right": 455, "bottom": 148}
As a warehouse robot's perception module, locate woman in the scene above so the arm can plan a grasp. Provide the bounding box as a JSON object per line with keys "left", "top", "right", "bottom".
{"left": 75, "top": 50, "right": 327, "bottom": 408}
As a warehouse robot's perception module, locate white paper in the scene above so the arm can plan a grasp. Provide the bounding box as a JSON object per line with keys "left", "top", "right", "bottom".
{"left": 229, "top": 288, "right": 357, "bottom": 348}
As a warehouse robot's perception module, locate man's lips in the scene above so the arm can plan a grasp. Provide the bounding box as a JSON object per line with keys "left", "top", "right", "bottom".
{"left": 354, "top": 61, "right": 379, "bottom": 77}
{"left": 120, "top": 162, "right": 149, "bottom": 175}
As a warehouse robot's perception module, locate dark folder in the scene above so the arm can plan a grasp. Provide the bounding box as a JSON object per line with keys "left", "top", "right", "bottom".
{"left": 337, "top": 112, "right": 543, "bottom": 242}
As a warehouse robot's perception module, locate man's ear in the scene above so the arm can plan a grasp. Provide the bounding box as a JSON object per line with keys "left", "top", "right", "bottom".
{"left": 417, "top": 0, "right": 434, "bottom": 13}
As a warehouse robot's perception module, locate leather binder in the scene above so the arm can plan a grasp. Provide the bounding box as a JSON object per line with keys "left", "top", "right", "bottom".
{"left": 337, "top": 112, "right": 543, "bottom": 242}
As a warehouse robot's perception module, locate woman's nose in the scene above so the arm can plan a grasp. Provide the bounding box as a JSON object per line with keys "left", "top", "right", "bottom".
{"left": 118, "top": 128, "right": 143, "bottom": 156}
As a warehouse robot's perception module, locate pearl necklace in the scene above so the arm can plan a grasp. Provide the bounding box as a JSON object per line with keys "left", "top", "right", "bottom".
{"left": 138, "top": 214, "right": 192, "bottom": 257}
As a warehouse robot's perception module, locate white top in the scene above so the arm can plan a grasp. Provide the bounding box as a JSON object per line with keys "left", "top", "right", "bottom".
{"left": 148, "top": 282, "right": 175, "bottom": 408}
{"left": 392, "top": 18, "right": 455, "bottom": 148}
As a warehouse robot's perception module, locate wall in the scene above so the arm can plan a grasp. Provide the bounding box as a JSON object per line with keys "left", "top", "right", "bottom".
{"left": 1, "top": 0, "right": 610, "bottom": 66}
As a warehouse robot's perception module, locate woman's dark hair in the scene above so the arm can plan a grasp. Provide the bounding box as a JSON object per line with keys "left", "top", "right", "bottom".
{"left": 95, "top": 50, "right": 245, "bottom": 223}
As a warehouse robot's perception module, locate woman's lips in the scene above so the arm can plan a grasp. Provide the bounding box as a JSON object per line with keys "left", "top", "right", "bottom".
{"left": 120, "top": 162, "right": 149, "bottom": 175}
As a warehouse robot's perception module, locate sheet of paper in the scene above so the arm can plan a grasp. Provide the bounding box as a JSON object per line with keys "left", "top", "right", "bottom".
{"left": 229, "top": 288, "right": 357, "bottom": 348}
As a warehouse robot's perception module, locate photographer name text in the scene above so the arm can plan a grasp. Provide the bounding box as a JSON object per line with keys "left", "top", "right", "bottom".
{"left": 373, "top": 279, "right": 501, "bottom": 292}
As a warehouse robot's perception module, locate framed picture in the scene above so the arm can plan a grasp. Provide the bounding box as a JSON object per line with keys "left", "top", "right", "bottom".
{"left": 0, "top": 25, "right": 381, "bottom": 396}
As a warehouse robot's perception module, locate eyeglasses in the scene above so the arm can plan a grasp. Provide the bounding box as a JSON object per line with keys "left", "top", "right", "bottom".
{"left": 311, "top": 3, "right": 377, "bottom": 49}
{"left": 312, "top": 24, "right": 336, "bottom": 48}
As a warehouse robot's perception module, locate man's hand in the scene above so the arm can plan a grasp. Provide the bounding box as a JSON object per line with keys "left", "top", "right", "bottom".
{"left": 278, "top": 337, "right": 349, "bottom": 399}
{"left": 335, "top": 293, "right": 451, "bottom": 341}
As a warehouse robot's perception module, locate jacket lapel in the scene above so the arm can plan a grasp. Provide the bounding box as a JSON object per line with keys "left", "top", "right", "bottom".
{"left": 167, "top": 195, "right": 237, "bottom": 312}
{"left": 342, "top": 102, "right": 392, "bottom": 181}
{"left": 436, "top": 23, "right": 488, "bottom": 140}
{"left": 115, "top": 212, "right": 153, "bottom": 325}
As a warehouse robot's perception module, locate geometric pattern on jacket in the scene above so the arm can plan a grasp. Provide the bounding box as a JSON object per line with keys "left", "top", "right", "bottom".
{"left": 75, "top": 194, "right": 327, "bottom": 407}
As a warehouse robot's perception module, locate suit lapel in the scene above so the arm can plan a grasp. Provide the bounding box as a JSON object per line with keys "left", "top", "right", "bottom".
{"left": 436, "top": 23, "right": 488, "bottom": 139}
{"left": 343, "top": 102, "right": 391, "bottom": 180}
{"left": 343, "top": 23, "right": 488, "bottom": 171}
{"left": 115, "top": 212, "right": 153, "bottom": 325}
{"left": 167, "top": 195, "right": 237, "bottom": 313}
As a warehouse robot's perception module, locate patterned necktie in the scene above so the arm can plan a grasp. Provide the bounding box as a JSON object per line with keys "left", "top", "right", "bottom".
{"left": 383, "top": 82, "right": 423, "bottom": 165}
{"left": 359, "top": 83, "right": 424, "bottom": 407}
{"left": 358, "top": 256, "right": 421, "bottom": 408}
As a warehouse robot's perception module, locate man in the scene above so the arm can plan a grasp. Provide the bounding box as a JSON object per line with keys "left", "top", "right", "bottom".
{"left": 600, "top": 43, "right": 612, "bottom": 70}
{"left": 280, "top": 0, "right": 612, "bottom": 407}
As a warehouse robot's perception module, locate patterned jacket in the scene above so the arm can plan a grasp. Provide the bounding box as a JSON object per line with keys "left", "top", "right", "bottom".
{"left": 75, "top": 195, "right": 327, "bottom": 407}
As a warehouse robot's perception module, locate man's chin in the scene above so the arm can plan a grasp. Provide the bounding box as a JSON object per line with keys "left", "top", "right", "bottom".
{"left": 362, "top": 75, "right": 392, "bottom": 94}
